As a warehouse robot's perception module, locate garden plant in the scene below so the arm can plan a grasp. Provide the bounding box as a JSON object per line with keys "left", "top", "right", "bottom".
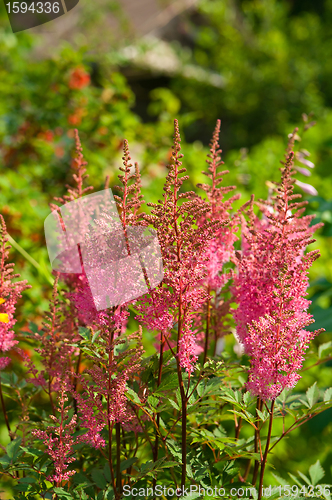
{"left": 0, "top": 118, "right": 332, "bottom": 500}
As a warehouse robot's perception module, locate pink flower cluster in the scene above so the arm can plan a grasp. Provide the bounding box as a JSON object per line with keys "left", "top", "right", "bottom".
{"left": 32, "top": 384, "right": 77, "bottom": 485}
{"left": 232, "top": 150, "right": 324, "bottom": 400}
{"left": 0, "top": 215, "right": 30, "bottom": 368}
{"left": 137, "top": 120, "right": 226, "bottom": 372}
{"left": 73, "top": 331, "right": 144, "bottom": 446}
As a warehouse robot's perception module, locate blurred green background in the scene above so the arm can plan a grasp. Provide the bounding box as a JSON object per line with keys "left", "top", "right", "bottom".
{"left": 0, "top": 0, "right": 332, "bottom": 492}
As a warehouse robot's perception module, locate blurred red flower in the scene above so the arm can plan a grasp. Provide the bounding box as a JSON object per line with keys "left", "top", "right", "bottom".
{"left": 69, "top": 67, "right": 91, "bottom": 90}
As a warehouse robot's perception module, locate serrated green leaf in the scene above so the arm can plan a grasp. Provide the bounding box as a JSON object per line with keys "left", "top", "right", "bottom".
{"left": 318, "top": 341, "right": 332, "bottom": 358}
{"left": 243, "top": 391, "right": 252, "bottom": 406}
{"left": 91, "top": 468, "right": 107, "bottom": 489}
{"left": 6, "top": 437, "right": 22, "bottom": 461}
{"left": 155, "top": 373, "right": 179, "bottom": 393}
{"left": 196, "top": 381, "right": 206, "bottom": 398}
{"left": 78, "top": 327, "right": 91, "bottom": 341}
{"left": 168, "top": 398, "right": 180, "bottom": 411}
{"left": 309, "top": 460, "right": 325, "bottom": 486}
{"left": 306, "top": 382, "right": 320, "bottom": 408}
{"left": 272, "top": 473, "right": 288, "bottom": 486}
{"left": 126, "top": 387, "right": 141, "bottom": 405}
{"left": 161, "top": 461, "right": 179, "bottom": 468}
{"left": 288, "top": 472, "right": 303, "bottom": 487}
{"left": 256, "top": 409, "right": 268, "bottom": 422}
{"left": 53, "top": 488, "right": 73, "bottom": 499}
{"left": 179, "top": 493, "right": 201, "bottom": 500}
{"left": 120, "top": 457, "right": 137, "bottom": 472}
{"left": 91, "top": 330, "right": 101, "bottom": 343}
{"left": 324, "top": 387, "right": 332, "bottom": 402}
{"left": 297, "top": 470, "right": 311, "bottom": 486}
{"left": 148, "top": 395, "right": 159, "bottom": 407}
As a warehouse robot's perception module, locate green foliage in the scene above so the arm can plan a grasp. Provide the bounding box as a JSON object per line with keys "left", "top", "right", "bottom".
{"left": 1, "top": 0, "right": 332, "bottom": 497}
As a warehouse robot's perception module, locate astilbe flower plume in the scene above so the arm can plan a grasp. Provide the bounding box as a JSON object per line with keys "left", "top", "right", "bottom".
{"left": 24, "top": 275, "right": 79, "bottom": 414}
{"left": 50, "top": 129, "right": 99, "bottom": 328}
{"left": 138, "top": 119, "right": 229, "bottom": 373}
{"left": 60, "top": 138, "right": 147, "bottom": 461}
{"left": 195, "top": 120, "right": 240, "bottom": 359}
{"left": 32, "top": 383, "right": 78, "bottom": 486}
{"left": 232, "top": 143, "right": 324, "bottom": 400}
{"left": 64, "top": 136, "right": 144, "bottom": 331}
{"left": 73, "top": 326, "right": 144, "bottom": 448}
{"left": 0, "top": 215, "right": 30, "bottom": 368}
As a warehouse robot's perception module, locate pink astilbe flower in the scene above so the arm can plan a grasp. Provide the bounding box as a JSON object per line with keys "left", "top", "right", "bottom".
{"left": 178, "top": 324, "right": 199, "bottom": 373}
{"left": 197, "top": 119, "right": 240, "bottom": 291}
{"left": 67, "top": 273, "right": 108, "bottom": 327}
{"left": 51, "top": 129, "right": 94, "bottom": 209}
{"left": 62, "top": 137, "right": 144, "bottom": 331}
{"left": 138, "top": 120, "right": 229, "bottom": 373}
{"left": 73, "top": 326, "right": 144, "bottom": 446}
{"left": 50, "top": 129, "right": 96, "bottom": 328}
{"left": 232, "top": 140, "right": 324, "bottom": 400}
{"left": 25, "top": 275, "right": 78, "bottom": 407}
{"left": 0, "top": 215, "right": 30, "bottom": 357}
{"left": 32, "top": 383, "right": 77, "bottom": 486}
{"left": 0, "top": 356, "right": 11, "bottom": 371}
{"left": 194, "top": 120, "right": 240, "bottom": 359}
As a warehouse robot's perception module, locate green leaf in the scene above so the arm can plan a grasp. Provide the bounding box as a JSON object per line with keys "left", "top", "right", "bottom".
{"left": 297, "top": 471, "right": 311, "bottom": 486}
{"left": 125, "top": 387, "right": 141, "bottom": 405}
{"left": 53, "top": 488, "right": 74, "bottom": 499}
{"left": 155, "top": 373, "right": 179, "bottom": 393}
{"left": 318, "top": 341, "right": 332, "bottom": 358}
{"left": 91, "top": 330, "right": 101, "bottom": 343}
{"left": 243, "top": 391, "right": 252, "bottom": 406}
{"left": 103, "top": 464, "right": 111, "bottom": 482}
{"left": 72, "top": 471, "right": 92, "bottom": 488}
{"left": 309, "top": 460, "right": 325, "bottom": 486}
{"left": 147, "top": 395, "right": 159, "bottom": 407}
{"left": 78, "top": 327, "right": 91, "bottom": 341}
{"left": 166, "top": 438, "right": 182, "bottom": 462}
{"left": 196, "top": 381, "right": 206, "bottom": 398}
{"left": 16, "top": 477, "right": 37, "bottom": 485}
{"left": 186, "top": 463, "right": 194, "bottom": 479}
{"left": 256, "top": 409, "right": 268, "bottom": 422}
{"left": 179, "top": 493, "right": 201, "bottom": 500}
{"left": 0, "top": 455, "right": 12, "bottom": 468}
{"left": 6, "top": 437, "right": 22, "bottom": 462}
{"left": 288, "top": 472, "right": 303, "bottom": 487}
{"left": 168, "top": 398, "right": 180, "bottom": 411}
{"left": 28, "top": 322, "right": 40, "bottom": 334}
{"left": 272, "top": 473, "right": 288, "bottom": 486}
{"left": 91, "top": 468, "right": 107, "bottom": 489}
{"left": 161, "top": 461, "right": 179, "bottom": 468}
{"left": 324, "top": 387, "right": 332, "bottom": 402}
{"left": 306, "top": 382, "right": 320, "bottom": 408}
{"left": 120, "top": 457, "right": 137, "bottom": 472}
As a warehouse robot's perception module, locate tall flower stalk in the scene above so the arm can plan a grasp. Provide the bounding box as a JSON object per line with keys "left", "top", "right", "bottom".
{"left": 32, "top": 383, "right": 78, "bottom": 487}
{"left": 232, "top": 140, "right": 324, "bottom": 495}
{"left": 139, "top": 120, "right": 228, "bottom": 489}
{"left": 0, "top": 215, "right": 30, "bottom": 440}
{"left": 196, "top": 119, "right": 240, "bottom": 362}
